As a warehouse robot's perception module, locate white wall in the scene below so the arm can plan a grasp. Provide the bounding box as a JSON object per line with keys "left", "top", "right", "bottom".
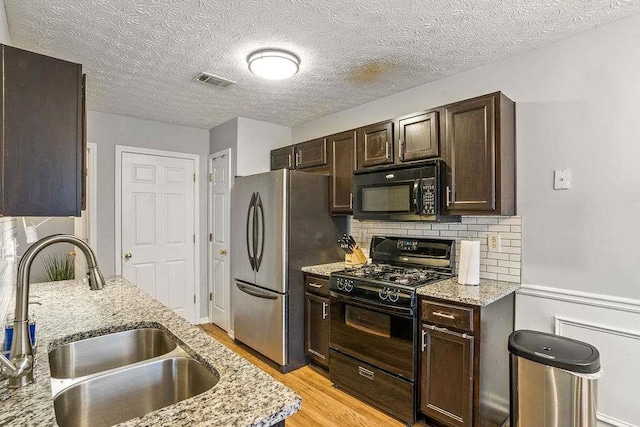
{"left": 293, "top": 14, "right": 640, "bottom": 425}
{"left": 0, "top": 0, "right": 11, "bottom": 45}
{"left": 87, "top": 110, "right": 210, "bottom": 312}
{"left": 236, "top": 117, "right": 291, "bottom": 176}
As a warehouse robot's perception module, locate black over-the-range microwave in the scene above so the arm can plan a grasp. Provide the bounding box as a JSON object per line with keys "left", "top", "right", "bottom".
{"left": 352, "top": 160, "right": 460, "bottom": 222}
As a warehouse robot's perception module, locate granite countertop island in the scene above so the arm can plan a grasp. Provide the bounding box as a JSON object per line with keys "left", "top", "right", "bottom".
{"left": 1, "top": 277, "right": 301, "bottom": 426}
{"left": 302, "top": 262, "right": 519, "bottom": 306}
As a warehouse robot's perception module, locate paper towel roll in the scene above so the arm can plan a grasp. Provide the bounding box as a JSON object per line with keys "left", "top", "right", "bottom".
{"left": 458, "top": 240, "right": 480, "bottom": 286}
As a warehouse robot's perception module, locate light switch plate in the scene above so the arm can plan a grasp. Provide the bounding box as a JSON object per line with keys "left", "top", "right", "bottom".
{"left": 554, "top": 169, "right": 572, "bottom": 190}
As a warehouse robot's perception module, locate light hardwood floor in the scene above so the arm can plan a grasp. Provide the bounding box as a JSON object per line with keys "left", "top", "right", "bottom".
{"left": 199, "top": 323, "right": 409, "bottom": 427}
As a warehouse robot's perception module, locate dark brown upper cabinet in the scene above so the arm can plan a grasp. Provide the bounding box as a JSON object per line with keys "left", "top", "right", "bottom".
{"left": 0, "top": 45, "right": 84, "bottom": 217}
{"left": 328, "top": 130, "right": 357, "bottom": 215}
{"left": 442, "top": 92, "right": 515, "bottom": 216}
{"left": 397, "top": 111, "right": 439, "bottom": 162}
{"left": 270, "top": 146, "right": 295, "bottom": 170}
{"left": 356, "top": 120, "right": 393, "bottom": 169}
{"left": 294, "top": 137, "right": 327, "bottom": 170}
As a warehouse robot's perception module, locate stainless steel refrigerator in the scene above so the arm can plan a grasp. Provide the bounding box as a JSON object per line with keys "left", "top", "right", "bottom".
{"left": 232, "top": 169, "right": 346, "bottom": 372}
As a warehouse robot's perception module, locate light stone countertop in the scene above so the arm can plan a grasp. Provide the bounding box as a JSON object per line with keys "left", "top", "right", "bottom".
{"left": 301, "top": 262, "right": 347, "bottom": 277}
{"left": 416, "top": 277, "right": 520, "bottom": 306}
{"left": 1, "top": 276, "right": 301, "bottom": 426}
{"left": 301, "top": 262, "right": 519, "bottom": 306}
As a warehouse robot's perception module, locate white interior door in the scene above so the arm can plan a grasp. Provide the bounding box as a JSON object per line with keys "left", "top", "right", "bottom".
{"left": 120, "top": 151, "right": 196, "bottom": 323}
{"left": 208, "top": 150, "right": 231, "bottom": 331}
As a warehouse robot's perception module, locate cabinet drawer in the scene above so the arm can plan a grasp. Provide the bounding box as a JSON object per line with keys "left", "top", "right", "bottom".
{"left": 421, "top": 300, "right": 474, "bottom": 332}
{"left": 330, "top": 350, "right": 413, "bottom": 423}
{"left": 304, "top": 274, "right": 329, "bottom": 296}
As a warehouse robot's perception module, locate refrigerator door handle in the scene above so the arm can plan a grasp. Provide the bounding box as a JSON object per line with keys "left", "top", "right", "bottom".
{"left": 255, "top": 192, "right": 265, "bottom": 271}
{"left": 246, "top": 192, "right": 257, "bottom": 271}
{"left": 236, "top": 281, "right": 278, "bottom": 300}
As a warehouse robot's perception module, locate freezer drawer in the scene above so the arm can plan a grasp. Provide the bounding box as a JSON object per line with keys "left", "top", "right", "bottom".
{"left": 233, "top": 280, "right": 287, "bottom": 366}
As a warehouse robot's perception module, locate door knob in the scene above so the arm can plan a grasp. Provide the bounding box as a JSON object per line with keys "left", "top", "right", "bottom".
{"left": 220, "top": 249, "right": 228, "bottom": 255}
{"left": 124, "top": 252, "right": 132, "bottom": 260}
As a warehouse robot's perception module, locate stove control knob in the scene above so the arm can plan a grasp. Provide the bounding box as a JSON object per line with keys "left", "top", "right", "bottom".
{"left": 388, "top": 289, "right": 399, "bottom": 302}
{"left": 378, "top": 288, "right": 388, "bottom": 300}
{"left": 345, "top": 281, "right": 354, "bottom": 292}
{"left": 337, "top": 279, "right": 345, "bottom": 291}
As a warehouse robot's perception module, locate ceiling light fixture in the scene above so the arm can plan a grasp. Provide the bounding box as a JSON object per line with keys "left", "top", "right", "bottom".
{"left": 247, "top": 49, "right": 300, "bottom": 80}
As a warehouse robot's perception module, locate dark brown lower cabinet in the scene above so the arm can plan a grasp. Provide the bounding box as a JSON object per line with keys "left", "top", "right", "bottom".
{"left": 419, "top": 294, "right": 515, "bottom": 427}
{"left": 420, "top": 325, "right": 474, "bottom": 427}
{"left": 305, "top": 292, "right": 329, "bottom": 367}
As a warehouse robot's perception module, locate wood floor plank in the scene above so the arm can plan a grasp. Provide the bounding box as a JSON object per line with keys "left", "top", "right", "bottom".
{"left": 199, "top": 323, "right": 408, "bottom": 427}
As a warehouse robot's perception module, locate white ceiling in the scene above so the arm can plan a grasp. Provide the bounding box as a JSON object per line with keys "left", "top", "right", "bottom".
{"left": 5, "top": 1, "right": 640, "bottom": 129}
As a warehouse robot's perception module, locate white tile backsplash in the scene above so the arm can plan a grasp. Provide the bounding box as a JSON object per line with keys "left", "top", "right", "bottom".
{"left": 350, "top": 216, "right": 522, "bottom": 283}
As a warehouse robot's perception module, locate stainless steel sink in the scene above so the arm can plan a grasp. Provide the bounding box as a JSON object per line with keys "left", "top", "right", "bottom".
{"left": 53, "top": 357, "right": 218, "bottom": 427}
{"left": 49, "top": 328, "right": 177, "bottom": 379}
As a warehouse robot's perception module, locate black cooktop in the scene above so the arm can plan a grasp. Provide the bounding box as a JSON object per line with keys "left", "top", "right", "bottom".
{"left": 336, "top": 263, "right": 452, "bottom": 288}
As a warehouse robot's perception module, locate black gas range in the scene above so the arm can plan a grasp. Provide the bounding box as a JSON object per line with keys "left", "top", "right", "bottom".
{"left": 328, "top": 236, "right": 455, "bottom": 425}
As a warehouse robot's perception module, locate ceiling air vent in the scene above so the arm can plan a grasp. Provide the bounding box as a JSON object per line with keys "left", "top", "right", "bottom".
{"left": 193, "top": 72, "right": 236, "bottom": 88}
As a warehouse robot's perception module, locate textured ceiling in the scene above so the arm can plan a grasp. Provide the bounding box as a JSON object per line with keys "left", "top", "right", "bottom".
{"left": 5, "top": 0, "right": 640, "bottom": 129}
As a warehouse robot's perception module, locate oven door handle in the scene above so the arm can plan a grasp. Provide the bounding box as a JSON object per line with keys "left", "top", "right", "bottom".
{"left": 329, "top": 291, "right": 414, "bottom": 317}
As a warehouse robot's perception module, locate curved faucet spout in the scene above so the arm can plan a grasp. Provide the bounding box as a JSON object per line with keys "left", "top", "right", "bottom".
{"left": 1, "top": 234, "right": 105, "bottom": 389}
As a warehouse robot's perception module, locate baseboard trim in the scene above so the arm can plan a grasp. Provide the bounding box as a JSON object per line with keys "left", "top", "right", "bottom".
{"left": 598, "top": 412, "right": 637, "bottom": 427}
{"left": 517, "top": 284, "right": 640, "bottom": 314}
{"left": 198, "top": 316, "right": 210, "bottom": 325}
{"left": 228, "top": 329, "right": 234, "bottom": 340}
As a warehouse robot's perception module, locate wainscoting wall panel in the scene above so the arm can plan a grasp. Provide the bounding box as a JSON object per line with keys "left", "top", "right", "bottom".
{"left": 516, "top": 285, "right": 640, "bottom": 427}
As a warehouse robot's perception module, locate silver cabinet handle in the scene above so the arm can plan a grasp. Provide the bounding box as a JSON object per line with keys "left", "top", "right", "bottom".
{"left": 432, "top": 311, "right": 455, "bottom": 320}
{"left": 124, "top": 252, "right": 132, "bottom": 260}
{"left": 399, "top": 138, "right": 404, "bottom": 160}
{"left": 295, "top": 151, "right": 301, "bottom": 167}
{"left": 421, "top": 329, "right": 427, "bottom": 352}
{"left": 349, "top": 192, "right": 353, "bottom": 209}
{"left": 307, "top": 282, "right": 323, "bottom": 289}
{"left": 385, "top": 141, "right": 390, "bottom": 159}
{"left": 358, "top": 366, "right": 374, "bottom": 380}
{"left": 427, "top": 324, "right": 472, "bottom": 339}
{"left": 446, "top": 186, "right": 452, "bottom": 207}
{"left": 322, "top": 302, "right": 328, "bottom": 320}
{"left": 288, "top": 154, "right": 292, "bottom": 169}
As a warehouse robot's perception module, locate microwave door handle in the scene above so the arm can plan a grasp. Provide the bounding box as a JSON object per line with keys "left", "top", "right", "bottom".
{"left": 414, "top": 180, "right": 421, "bottom": 215}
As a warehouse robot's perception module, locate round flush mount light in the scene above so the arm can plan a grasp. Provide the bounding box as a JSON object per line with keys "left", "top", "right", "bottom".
{"left": 247, "top": 49, "right": 300, "bottom": 80}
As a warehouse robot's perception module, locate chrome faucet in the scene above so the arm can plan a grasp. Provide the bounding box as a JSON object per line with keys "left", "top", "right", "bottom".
{"left": 0, "top": 234, "right": 105, "bottom": 388}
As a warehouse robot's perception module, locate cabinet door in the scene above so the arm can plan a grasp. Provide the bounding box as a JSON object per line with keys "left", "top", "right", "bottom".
{"left": 357, "top": 121, "right": 393, "bottom": 169}
{"left": 329, "top": 130, "right": 356, "bottom": 214}
{"left": 398, "top": 111, "right": 439, "bottom": 162}
{"left": 295, "top": 138, "right": 327, "bottom": 170}
{"left": 443, "top": 95, "right": 496, "bottom": 214}
{"left": 1, "top": 45, "right": 83, "bottom": 216}
{"left": 420, "top": 325, "right": 474, "bottom": 427}
{"left": 305, "top": 292, "right": 329, "bottom": 368}
{"left": 270, "top": 146, "right": 294, "bottom": 170}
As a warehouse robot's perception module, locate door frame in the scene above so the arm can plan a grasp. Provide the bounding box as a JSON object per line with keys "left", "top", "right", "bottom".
{"left": 114, "top": 145, "right": 201, "bottom": 323}
{"left": 74, "top": 142, "right": 98, "bottom": 277}
{"left": 207, "top": 148, "right": 233, "bottom": 331}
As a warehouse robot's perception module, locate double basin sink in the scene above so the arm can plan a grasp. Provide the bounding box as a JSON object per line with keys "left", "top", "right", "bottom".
{"left": 48, "top": 327, "right": 219, "bottom": 426}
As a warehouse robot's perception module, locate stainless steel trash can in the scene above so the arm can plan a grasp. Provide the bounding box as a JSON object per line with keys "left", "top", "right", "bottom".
{"left": 508, "top": 330, "right": 602, "bottom": 427}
